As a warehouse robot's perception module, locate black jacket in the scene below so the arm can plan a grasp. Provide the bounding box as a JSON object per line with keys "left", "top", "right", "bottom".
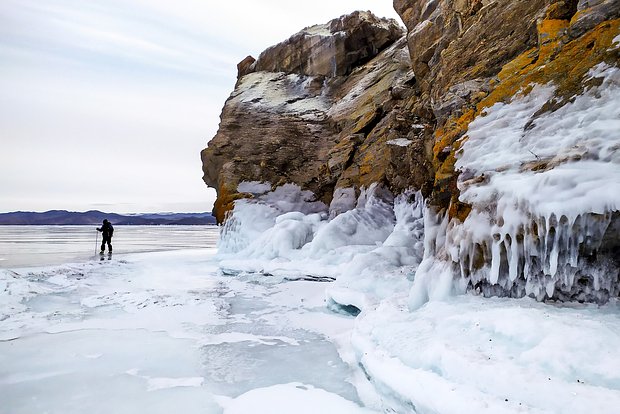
{"left": 98, "top": 222, "right": 114, "bottom": 238}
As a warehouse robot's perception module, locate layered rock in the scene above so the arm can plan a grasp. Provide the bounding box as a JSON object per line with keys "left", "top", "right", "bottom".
{"left": 415, "top": 0, "right": 620, "bottom": 213}
{"left": 202, "top": 3, "right": 620, "bottom": 302}
{"left": 202, "top": 11, "right": 433, "bottom": 223}
{"left": 398, "top": 0, "right": 620, "bottom": 302}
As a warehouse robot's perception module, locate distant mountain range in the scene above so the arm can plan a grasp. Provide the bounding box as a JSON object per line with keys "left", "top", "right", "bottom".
{"left": 0, "top": 210, "right": 217, "bottom": 225}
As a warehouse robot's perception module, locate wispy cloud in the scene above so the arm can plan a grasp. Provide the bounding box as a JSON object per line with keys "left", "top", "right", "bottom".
{"left": 0, "top": 0, "right": 401, "bottom": 213}
{"left": 0, "top": 0, "right": 243, "bottom": 80}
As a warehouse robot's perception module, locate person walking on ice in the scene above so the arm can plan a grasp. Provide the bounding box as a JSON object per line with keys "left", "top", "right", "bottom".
{"left": 97, "top": 219, "right": 114, "bottom": 253}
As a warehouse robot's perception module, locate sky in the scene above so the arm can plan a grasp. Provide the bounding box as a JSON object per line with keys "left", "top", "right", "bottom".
{"left": 0, "top": 0, "right": 401, "bottom": 213}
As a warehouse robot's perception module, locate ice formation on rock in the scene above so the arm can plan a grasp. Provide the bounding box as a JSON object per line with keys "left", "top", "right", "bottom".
{"left": 215, "top": 63, "right": 620, "bottom": 308}
{"left": 219, "top": 183, "right": 327, "bottom": 254}
{"left": 439, "top": 65, "right": 620, "bottom": 303}
{"left": 219, "top": 76, "right": 620, "bottom": 305}
{"left": 216, "top": 184, "right": 425, "bottom": 309}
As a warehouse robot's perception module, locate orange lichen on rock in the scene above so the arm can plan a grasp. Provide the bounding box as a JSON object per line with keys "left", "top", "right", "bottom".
{"left": 213, "top": 183, "right": 252, "bottom": 224}
{"left": 537, "top": 18, "right": 570, "bottom": 62}
{"left": 358, "top": 144, "right": 389, "bottom": 186}
{"left": 486, "top": 18, "right": 619, "bottom": 107}
{"left": 431, "top": 15, "right": 620, "bottom": 218}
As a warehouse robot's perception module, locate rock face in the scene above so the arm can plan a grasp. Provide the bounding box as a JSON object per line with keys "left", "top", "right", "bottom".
{"left": 254, "top": 11, "right": 403, "bottom": 77}
{"left": 202, "top": 3, "right": 620, "bottom": 302}
{"left": 403, "top": 0, "right": 620, "bottom": 213}
{"left": 202, "top": 11, "right": 430, "bottom": 223}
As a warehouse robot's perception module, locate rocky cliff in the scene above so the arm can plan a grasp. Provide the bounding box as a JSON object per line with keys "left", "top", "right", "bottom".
{"left": 202, "top": 2, "right": 620, "bottom": 303}
{"left": 202, "top": 11, "right": 431, "bottom": 223}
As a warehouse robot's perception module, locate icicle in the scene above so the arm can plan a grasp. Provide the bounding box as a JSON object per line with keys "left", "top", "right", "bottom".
{"left": 523, "top": 230, "right": 532, "bottom": 281}
{"left": 538, "top": 217, "right": 548, "bottom": 274}
{"left": 569, "top": 215, "right": 581, "bottom": 268}
{"left": 546, "top": 279, "right": 555, "bottom": 298}
{"left": 509, "top": 233, "right": 520, "bottom": 282}
{"left": 490, "top": 235, "right": 502, "bottom": 284}
{"left": 549, "top": 235, "right": 559, "bottom": 277}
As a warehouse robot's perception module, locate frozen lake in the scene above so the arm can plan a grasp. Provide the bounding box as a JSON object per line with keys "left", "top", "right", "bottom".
{"left": 4, "top": 226, "right": 619, "bottom": 413}
{"left": 0, "top": 225, "right": 219, "bottom": 268}
{"left": 0, "top": 227, "right": 367, "bottom": 413}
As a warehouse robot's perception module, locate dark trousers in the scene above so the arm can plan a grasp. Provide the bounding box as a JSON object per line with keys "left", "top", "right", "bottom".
{"left": 101, "top": 235, "right": 112, "bottom": 252}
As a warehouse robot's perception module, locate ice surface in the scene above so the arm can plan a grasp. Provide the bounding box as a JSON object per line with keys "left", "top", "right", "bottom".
{"left": 353, "top": 294, "right": 620, "bottom": 414}
{"left": 0, "top": 248, "right": 365, "bottom": 413}
{"left": 0, "top": 225, "right": 218, "bottom": 268}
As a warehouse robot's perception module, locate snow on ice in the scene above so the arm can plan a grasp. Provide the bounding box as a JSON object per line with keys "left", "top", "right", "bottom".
{"left": 209, "top": 66, "right": 620, "bottom": 412}
{"left": 0, "top": 249, "right": 365, "bottom": 413}
{"left": 218, "top": 382, "right": 373, "bottom": 414}
{"left": 353, "top": 295, "right": 620, "bottom": 414}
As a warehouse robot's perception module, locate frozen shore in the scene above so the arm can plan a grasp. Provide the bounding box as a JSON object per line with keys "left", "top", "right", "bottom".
{"left": 2, "top": 247, "right": 620, "bottom": 413}
{"left": 208, "top": 179, "right": 620, "bottom": 413}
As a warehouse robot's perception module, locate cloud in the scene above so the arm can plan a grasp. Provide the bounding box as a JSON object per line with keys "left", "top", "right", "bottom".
{"left": 0, "top": 0, "right": 402, "bottom": 213}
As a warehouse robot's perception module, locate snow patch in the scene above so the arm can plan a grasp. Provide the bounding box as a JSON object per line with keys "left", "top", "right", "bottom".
{"left": 125, "top": 370, "right": 205, "bottom": 392}
{"left": 303, "top": 24, "right": 332, "bottom": 37}
{"left": 237, "top": 181, "right": 272, "bottom": 194}
{"left": 386, "top": 138, "right": 413, "bottom": 147}
{"left": 199, "top": 332, "right": 300, "bottom": 346}
{"left": 232, "top": 72, "right": 329, "bottom": 120}
{"left": 219, "top": 382, "right": 374, "bottom": 414}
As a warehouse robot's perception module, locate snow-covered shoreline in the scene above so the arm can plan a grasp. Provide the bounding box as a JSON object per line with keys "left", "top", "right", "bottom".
{"left": 2, "top": 245, "right": 620, "bottom": 413}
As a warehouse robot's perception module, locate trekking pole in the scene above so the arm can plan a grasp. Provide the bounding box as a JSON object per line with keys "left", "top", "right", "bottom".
{"left": 95, "top": 230, "right": 98, "bottom": 254}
